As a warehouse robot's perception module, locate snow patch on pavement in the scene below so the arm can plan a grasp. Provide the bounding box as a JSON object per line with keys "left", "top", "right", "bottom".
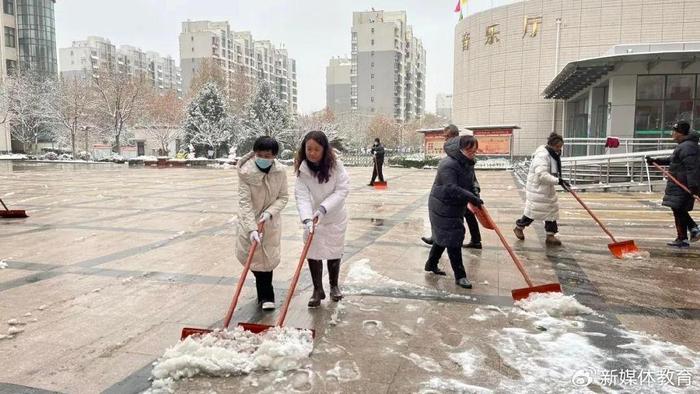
{"left": 403, "top": 353, "right": 442, "bottom": 373}
{"left": 419, "top": 377, "right": 493, "bottom": 394}
{"left": 325, "top": 360, "right": 361, "bottom": 382}
{"left": 147, "top": 326, "right": 313, "bottom": 393}
{"left": 0, "top": 260, "right": 7, "bottom": 269}
{"left": 514, "top": 292, "right": 594, "bottom": 317}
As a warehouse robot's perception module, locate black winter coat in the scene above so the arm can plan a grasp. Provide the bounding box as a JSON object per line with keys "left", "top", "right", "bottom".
{"left": 660, "top": 133, "right": 700, "bottom": 211}
{"left": 444, "top": 137, "right": 481, "bottom": 195}
{"left": 371, "top": 143, "right": 385, "bottom": 164}
{"left": 428, "top": 146, "right": 479, "bottom": 248}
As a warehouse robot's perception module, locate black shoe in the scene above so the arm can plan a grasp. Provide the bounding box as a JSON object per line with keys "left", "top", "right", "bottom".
{"left": 667, "top": 238, "right": 690, "bottom": 248}
{"left": 421, "top": 236, "right": 434, "bottom": 245}
{"left": 368, "top": 183, "right": 374, "bottom": 186}
{"left": 463, "top": 242, "right": 482, "bottom": 249}
{"left": 690, "top": 226, "right": 700, "bottom": 243}
{"left": 456, "top": 278, "right": 472, "bottom": 289}
{"left": 424, "top": 262, "right": 446, "bottom": 276}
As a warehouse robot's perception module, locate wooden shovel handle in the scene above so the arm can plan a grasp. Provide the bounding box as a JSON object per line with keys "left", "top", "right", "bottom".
{"left": 223, "top": 222, "right": 264, "bottom": 329}
{"left": 564, "top": 186, "right": 618, "bottom": 243}
{"left": 652, "top": 162, "right": 700, "bottom": 203}
{"left": 0, "top": 198, "right": 9, "bottom": 212}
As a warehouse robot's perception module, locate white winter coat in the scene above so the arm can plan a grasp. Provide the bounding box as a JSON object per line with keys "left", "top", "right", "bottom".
{"left": 295, "top": 159, "right": 350, "bottom": 260}
{"left": 235, "top": 152, "right": 289, "bottom": 272}
{"left": 523, "top": 145, "right": 560, "bottom": 221}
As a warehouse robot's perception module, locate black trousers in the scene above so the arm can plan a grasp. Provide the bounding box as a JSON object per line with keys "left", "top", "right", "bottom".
{"left": 426, "top": 243, "right": 467, "bottom": 280}
{"left": 464, "top": 210, "right": 481, "bottom": 243}
{"left": 252, "top": 271, "right": 274, "bottom": 303}
{"left": 370, "top": 159, "right": 384, "bottom": 183}
{"left": 672, "top": 208, "right": 697, "bottom": 240}
{"left": 516, "top": 215, "right": 559, "bottom": 234}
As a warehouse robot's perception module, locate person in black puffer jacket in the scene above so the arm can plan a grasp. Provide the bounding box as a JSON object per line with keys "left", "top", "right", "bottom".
{"left": 368, "top": 138, "right": 386, "bottom": 186}
{"left": 424, "top": 135, "right": 483, "bottom": 289}
{"left": 646, "top": 121, "right": 700, "bottom": 248}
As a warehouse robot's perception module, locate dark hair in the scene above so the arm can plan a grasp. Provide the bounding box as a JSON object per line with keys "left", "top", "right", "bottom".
{"left": 444, "top": 124, "right": 459, "bottom": 138}
{"left": 253, "top": 136, "right": 280, "bottom": 155}
{"left": 547, "top": 133, "right": 564, "bottom": 146}
{"left": 374, "top": 138, "right": 380, "bottom": 143}
{"left": 673, "top": 121, "right": 691, "bottom": 135}
{"left": 295, "top": 130, "right": 336, "bottom": 183}
{"left": 459, "top": 135, "right": 478, "bottom": 151}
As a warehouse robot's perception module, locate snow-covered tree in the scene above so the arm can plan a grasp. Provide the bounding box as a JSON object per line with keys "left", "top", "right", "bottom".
{"left": 92, "top": 69, "right": 146, "bottom": 154}
{"left": 50, "top": 76, "right": 96, "bottom": 156}
{"left": 241, "top": 81, "right": 292, "bottom": 151}
{"left": 3, "top": 71, "right": 57, "bottom": 153}
{"left": 184, "top": 82, "right": 233, "bottom": 158}
{"left": 293, "top": 109, "right": 345, "bottom": 151}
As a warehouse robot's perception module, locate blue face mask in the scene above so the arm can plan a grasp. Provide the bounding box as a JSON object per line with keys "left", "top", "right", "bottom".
{"left": 255, "top": 157, "right": 273, "bottom": 169}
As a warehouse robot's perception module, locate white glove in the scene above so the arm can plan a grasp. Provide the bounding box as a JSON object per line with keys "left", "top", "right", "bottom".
{"left": 258, "top": 211, "right": 271, "bottom": 224}
{"left": 313, "top": 208, "right": 325, "bottom": 223}
{"left": 304, "top": 219, "right": 314, "bottom": 234}
{"left": 250, "top": 230, "right": 262, "bottom": 244}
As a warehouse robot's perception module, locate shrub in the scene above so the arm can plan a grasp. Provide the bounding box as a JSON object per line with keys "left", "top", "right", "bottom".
{"left": 42, "top": 152, "right": 58, "bottom": 160}
{"left": 388, "top": 155, "right": 440, "bottom": 169}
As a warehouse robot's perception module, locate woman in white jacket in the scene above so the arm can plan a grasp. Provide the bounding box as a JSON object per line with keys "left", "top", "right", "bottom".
{"left": 513, "top": 133, "right": 570, "bottom": 246}
{"left": 294, "top": 130, "right": 350, "bottom": 307}
{"left": 236, "top": 136, "right": 288, "bottom": 310}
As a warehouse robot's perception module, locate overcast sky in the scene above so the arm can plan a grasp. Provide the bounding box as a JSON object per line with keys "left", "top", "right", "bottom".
{"left": 55, "top": 0, "right": 518, "bottom": 114}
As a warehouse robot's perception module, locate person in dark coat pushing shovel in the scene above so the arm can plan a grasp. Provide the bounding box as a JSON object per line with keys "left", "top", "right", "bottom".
{"left": 646, "top": 121, "right": 700, "bottom": 248}
{"left": 424, "top": 135, "right": 482, "bottom": 289}
{"left": 421, "top": 124, "right": 482, "bottom": 248}
{"left": 368, "top": 138, "right": 385, "bottom": 186}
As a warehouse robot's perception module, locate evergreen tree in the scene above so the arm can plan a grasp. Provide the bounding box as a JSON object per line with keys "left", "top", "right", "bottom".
{"left": 240, "top": 81, "right": 292, "bottom": 152}
{"left": 184, "top": 83, "right": 233, "bottom": 157}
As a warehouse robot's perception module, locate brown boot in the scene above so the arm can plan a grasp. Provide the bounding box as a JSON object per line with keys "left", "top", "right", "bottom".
{"left": 327, "top": 259, "right": 343, "bottom": 302}
{"left": 545, "top": 234, "right": 562, "bottom": 246}
{"left": 513, "top": 226, "right": 525, "bottom": 240}
{"left": 307, "top": 260, "right": 325, "bottom": 308}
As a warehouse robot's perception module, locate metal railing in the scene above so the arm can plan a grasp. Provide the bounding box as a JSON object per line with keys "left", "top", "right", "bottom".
{"left": 564, "top": 137, "right": 675, "bottom": 157}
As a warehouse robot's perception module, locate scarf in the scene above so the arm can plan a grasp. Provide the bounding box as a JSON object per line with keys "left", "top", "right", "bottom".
{"left": 545, "top": 146, "right": 562, "bottom": 181}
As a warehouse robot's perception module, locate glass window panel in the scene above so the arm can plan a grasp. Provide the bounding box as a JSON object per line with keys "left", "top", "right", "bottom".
{"left": 666, "top": 75, "right": 695, "bottom": 99}
{"left": 637, "top": 75, "right": 665, "bottom": 99}
{"left": 663, "top": 100, "right": 693, "bottom": 129}
{"left": 635, "top": 100, "right": 663, "bottom": 131}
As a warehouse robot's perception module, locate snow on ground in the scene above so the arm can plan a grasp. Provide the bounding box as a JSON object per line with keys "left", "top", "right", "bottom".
{"left": 621, "top": 250, "right": 651, "bottom": 260}
{"left": 0, "top": 260, "right": 7, "bottom": 269}
{"left": 419, "top": 377, "right": 493, "bottom": 394}
{"left": 147, "top": 326, "right": 313, "bottom": 393}
{"left": 514, "top": 292, "right": 595, "bottom": 317}
{"left": 0, "top": 154, "right": 27, "bottom": 160}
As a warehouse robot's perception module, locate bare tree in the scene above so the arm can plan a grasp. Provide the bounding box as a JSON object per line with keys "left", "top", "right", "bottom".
{"left": 138, "top": 90, "right": 185, "bottom": 156}
{"left": 92, "top": 69, "right": 146, "bottom": 154}
{"left": 51, "top": 76, "right": 95, "bottom": 156}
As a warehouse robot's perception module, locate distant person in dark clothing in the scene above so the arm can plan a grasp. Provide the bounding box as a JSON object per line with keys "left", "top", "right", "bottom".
{"left": 421, "top": 124, "right": 483, "bottom": 248}
{"left": 646, "top": 121, "right": 700, "bottom": 248}
{"left": 368, "top": 138, "right": 386, "bottom": 186}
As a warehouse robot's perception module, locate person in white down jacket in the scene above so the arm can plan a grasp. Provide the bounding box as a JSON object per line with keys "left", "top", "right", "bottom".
{"left": 513, "top": 133, "right": 570, "bottom": 246}
{"left": 294, "top": 130, "right": 350, "bottom": 308}
{"left": 236, "top": 136, "right": 288, "bottom": 311}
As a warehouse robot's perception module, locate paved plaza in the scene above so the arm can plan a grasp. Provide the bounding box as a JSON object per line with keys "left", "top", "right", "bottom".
{"left": 0, "top": 162, "right": 699, "bottom": 393}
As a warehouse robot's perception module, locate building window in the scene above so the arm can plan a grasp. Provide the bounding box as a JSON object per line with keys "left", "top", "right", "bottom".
{"left": 371, "top": 96, "right": 374, "bottom": 102}
{"left": 635, "top": 74, "right": 699, "bottom": 137}
{"left": 371, "top": 28, "right": 374, "bottom": 34}
{"left": 371, "top": 39, "right": 374, "bottom": 46}
{"left": 371, "top": 62, "right": 374, "bottom": 67}
{"left": 371, "top": 85, "right": 374, "bottom": 91}
{"left": 3, "top": 0, "right": 13, "bottom": 15}
{"left": 5, "top": 59, "right": 16, "bottom": 75}
{"left": 371, "top": 73, "right": 374, "bottom": 79}
{"left": 4, "top": 26, "right": 15, "bottom": 48}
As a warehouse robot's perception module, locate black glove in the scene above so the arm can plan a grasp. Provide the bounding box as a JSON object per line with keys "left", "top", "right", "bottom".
{"left": 471, "top": 197, "right": 484, "bottom": 207}
{"left": 559, "top": 179, "right": 571, "bottom": 189}
{"left": 645, "top": 156, "right": 656, "bottom": 165}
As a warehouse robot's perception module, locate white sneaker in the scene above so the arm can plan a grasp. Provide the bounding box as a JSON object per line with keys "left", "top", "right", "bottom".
{"left": 262, "top": 302, "right": 275, "bottom": 310}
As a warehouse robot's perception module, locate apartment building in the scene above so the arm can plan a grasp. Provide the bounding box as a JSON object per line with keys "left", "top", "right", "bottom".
{"left": 326, "top": 57, "right": 352, "bottom": 115}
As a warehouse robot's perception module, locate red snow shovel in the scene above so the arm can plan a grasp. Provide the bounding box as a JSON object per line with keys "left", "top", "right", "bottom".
{"left": 372, "top": 159, "right": 387, "bottom": 189}
{"left": 564, "top": 185, "right": 639, "bottom": 259}
{"left": 468, "top": 203, "right": 563, "bottom": 301}
{"left": 180, "top": 222, "right": 265, "bottom": 340}
{"left": 0, "top": 198, "right": 28, "bottom": 218}
{"left": 240, "top": 219, "right": 318, "bottom": 338}
{"left": 651, "top": 162, "right": 700, "bottom": 204}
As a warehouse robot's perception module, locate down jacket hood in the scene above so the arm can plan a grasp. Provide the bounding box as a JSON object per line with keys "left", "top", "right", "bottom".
{"left": 444, "top": 137, "right": 476, "bottom": 166}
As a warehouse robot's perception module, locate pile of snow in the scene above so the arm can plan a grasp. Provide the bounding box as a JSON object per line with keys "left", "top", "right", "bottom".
{"left": 621, "top": 250, "right": 651, "bottom": 260}
{"left": 148, "top": 326, "right": 313, "bottom": 393}
{"left": 420, "top": 378, "right": 493, "bottom": 394}
{"left": 129, "top": 155, "right": 158, "bottom": 162}
{"left": 0, "top": 153, "right": 27, "bottom": 160}
{"left": 514, "top": 292, "right": 594, "bottom": 318}
{"left": 0, "top": 260, "right": 7, "bottom": 269}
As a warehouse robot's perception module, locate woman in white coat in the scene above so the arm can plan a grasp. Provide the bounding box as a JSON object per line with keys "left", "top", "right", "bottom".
{"left": 294, "top": 130, "right": 350, "bottom": 307}
{"left": 513, "top": 133, "right": 570, "bottom": 246}
{"left": 236, "top": 136, "right": 288, "bottom": 310}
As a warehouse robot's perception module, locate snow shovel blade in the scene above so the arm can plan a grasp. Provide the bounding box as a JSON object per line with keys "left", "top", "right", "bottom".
{"left": 468, "top": 203, "right": 495, "bottom": 230}
{"left": 180, "top": 327, "right": 213, "bottom": 340}
{"left": 0, "top": 210, "right": 28, "bottom": 218}
{"left": 608, "top": 240, "right": 638, "bottom": 259}
{"left": 512, "top": 283, "right": 562, "bottom": 301}
{"left": 237, "top": 322, "right": 316, "bottom": 338}
{"left": 373, "top": 181, "right": 388, "bottom": 189}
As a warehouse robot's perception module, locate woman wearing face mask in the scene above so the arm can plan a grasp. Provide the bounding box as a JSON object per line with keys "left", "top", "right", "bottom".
{"left": 236, "top": 136, "right": 288, "bottom": 310}
{"left": 424, "top": 135, "right": 482, "bottom": 289}
{"left": 294, "top": 130, "right": 350, "bottom": 307}
{"left": 513, "top": 132, "right": 570, "bottom": 246}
